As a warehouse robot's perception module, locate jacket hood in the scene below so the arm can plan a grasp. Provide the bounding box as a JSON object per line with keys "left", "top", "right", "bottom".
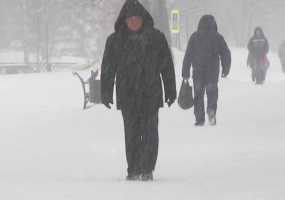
{"left": 197, "top": 15, "right": 218, "bottom": 33}
{"left": 254, "top": 27, "right": 265, "bottom": 38}
{"left": 114, "top": 0, "right": 154, "bottom": 33}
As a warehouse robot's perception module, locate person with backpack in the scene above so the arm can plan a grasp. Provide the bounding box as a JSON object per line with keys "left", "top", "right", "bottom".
{"left": 182, "top": 15, "right": 231, "bottom": 126}
{"left": 101, "top": 0, "right": 176, "bottom": 181}
{"left": 247, "top": 27, "right": 270, "bottom": 84}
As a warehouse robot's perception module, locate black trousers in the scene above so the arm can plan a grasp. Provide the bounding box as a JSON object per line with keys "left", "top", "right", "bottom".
{"left": 252, "top": 67, "right": 267, "bottom": 84}
{"left": 121, "top": 109, "right": 159, "bottom": 175}
{"left": 251, "top": 60, "right": 268, "bottom": 84}
{"left": 193, "top": 70, "right": 219, "bottom": 122}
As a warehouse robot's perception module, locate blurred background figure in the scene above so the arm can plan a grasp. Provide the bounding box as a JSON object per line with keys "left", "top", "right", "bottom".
{"left": 278, "top": 40, "right": 285, "bottom": 73}
{"left": 247, "top": 27, "right": 270, "bottom": 84}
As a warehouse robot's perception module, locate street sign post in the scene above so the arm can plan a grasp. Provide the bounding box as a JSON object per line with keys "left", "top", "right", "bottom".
{"left": 171, "top": 9, "right": 180, "bottom": 33}
{"left": 171, "top": 9, "right": 181, "bottom": 48}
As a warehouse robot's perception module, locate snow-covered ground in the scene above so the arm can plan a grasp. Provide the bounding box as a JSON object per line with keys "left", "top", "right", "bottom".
{"left": 0, "top": 48, "right": 285, "bottom": 200}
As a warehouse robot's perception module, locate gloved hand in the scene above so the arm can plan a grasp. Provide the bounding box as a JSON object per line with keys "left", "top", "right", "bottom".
{"left": 103, "top": 102, "right": 112, "bottom": 109}
{"left": 221, "top": 73, "right": 228, "bottom": 78}
{"left": 102, "top": 98, "right": 113, "bottom": 109}
{"left": 182, "top": 77, "right": 190, "bottom": 82}
{"left": 166, "top": 98, "right": 175, "bottom": 107}
{"left": 221, "top": 70, "right": 229, "bottom": 78}
{"left": 166, "top": 97, "right": 176, "bottom": 107}
{"left": 183, "top": 78, "right": 189, "bottom": 83}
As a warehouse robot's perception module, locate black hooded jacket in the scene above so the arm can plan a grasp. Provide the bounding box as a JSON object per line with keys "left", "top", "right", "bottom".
{"left": 182, "top": 15, "right": 231, "bottom": 79}
{"left": 101, "top": 0, "right": 176, "bottom": 113}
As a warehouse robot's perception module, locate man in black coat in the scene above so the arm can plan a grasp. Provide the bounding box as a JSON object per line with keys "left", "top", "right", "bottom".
{"left": 182, "top": 15, "right": 231, "bottom": 126}
{"left": 101, "top": 0, "right": 176, "bottom": 181}
{"left": 247, "top": 27, "right": 269, "bottom": 84}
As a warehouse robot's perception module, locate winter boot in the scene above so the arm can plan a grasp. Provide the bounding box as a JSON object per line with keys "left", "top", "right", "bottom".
{"left": 208, "top": 111, "right": 216, "bottom": 126}
{"left": 141, "top": 172, "right": 153, "bottom": 181}
{"left": 126, "top": 173, "right": 141, "bottom": 181}
{"left": 194, "top": 121, "right": 205, "bottom": 126}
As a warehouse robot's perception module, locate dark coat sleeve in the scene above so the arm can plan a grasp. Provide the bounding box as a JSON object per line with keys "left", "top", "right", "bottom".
{"left": 247, "top": 53, "right": 252, "bottom": 67}
{"left": 100, "top": 34, "right": 117, "bottom": 104}
{"left": 247, "top": 38, "right": 253, "bottom": 52}
{"left": 218, "top": 35, "right": 231, "bottom": 76}
{"left": 247, "top": 39, "right": 253, "bottom": 67}
{"left": 264, "top": 38, "right": 269, "bottom": 54}
{"left": 159, "top": 33, "right": 177, "bottom": 102}
{"left": 182, "top": 34, "right": 194, "bottom": 79}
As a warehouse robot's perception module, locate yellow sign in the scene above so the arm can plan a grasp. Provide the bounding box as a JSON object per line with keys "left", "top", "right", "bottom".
{"left": 171, "top": 10, "right": 180, "bottom": 33}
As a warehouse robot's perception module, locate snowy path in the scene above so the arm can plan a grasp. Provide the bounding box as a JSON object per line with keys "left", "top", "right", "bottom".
{"left": 0, "top": 49, "right": 285, "bottom": 200}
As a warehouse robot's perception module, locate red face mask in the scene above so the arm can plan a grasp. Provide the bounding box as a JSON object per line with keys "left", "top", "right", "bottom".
{"left": 126, "top": 16, "right": 143, "bottom": 32}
